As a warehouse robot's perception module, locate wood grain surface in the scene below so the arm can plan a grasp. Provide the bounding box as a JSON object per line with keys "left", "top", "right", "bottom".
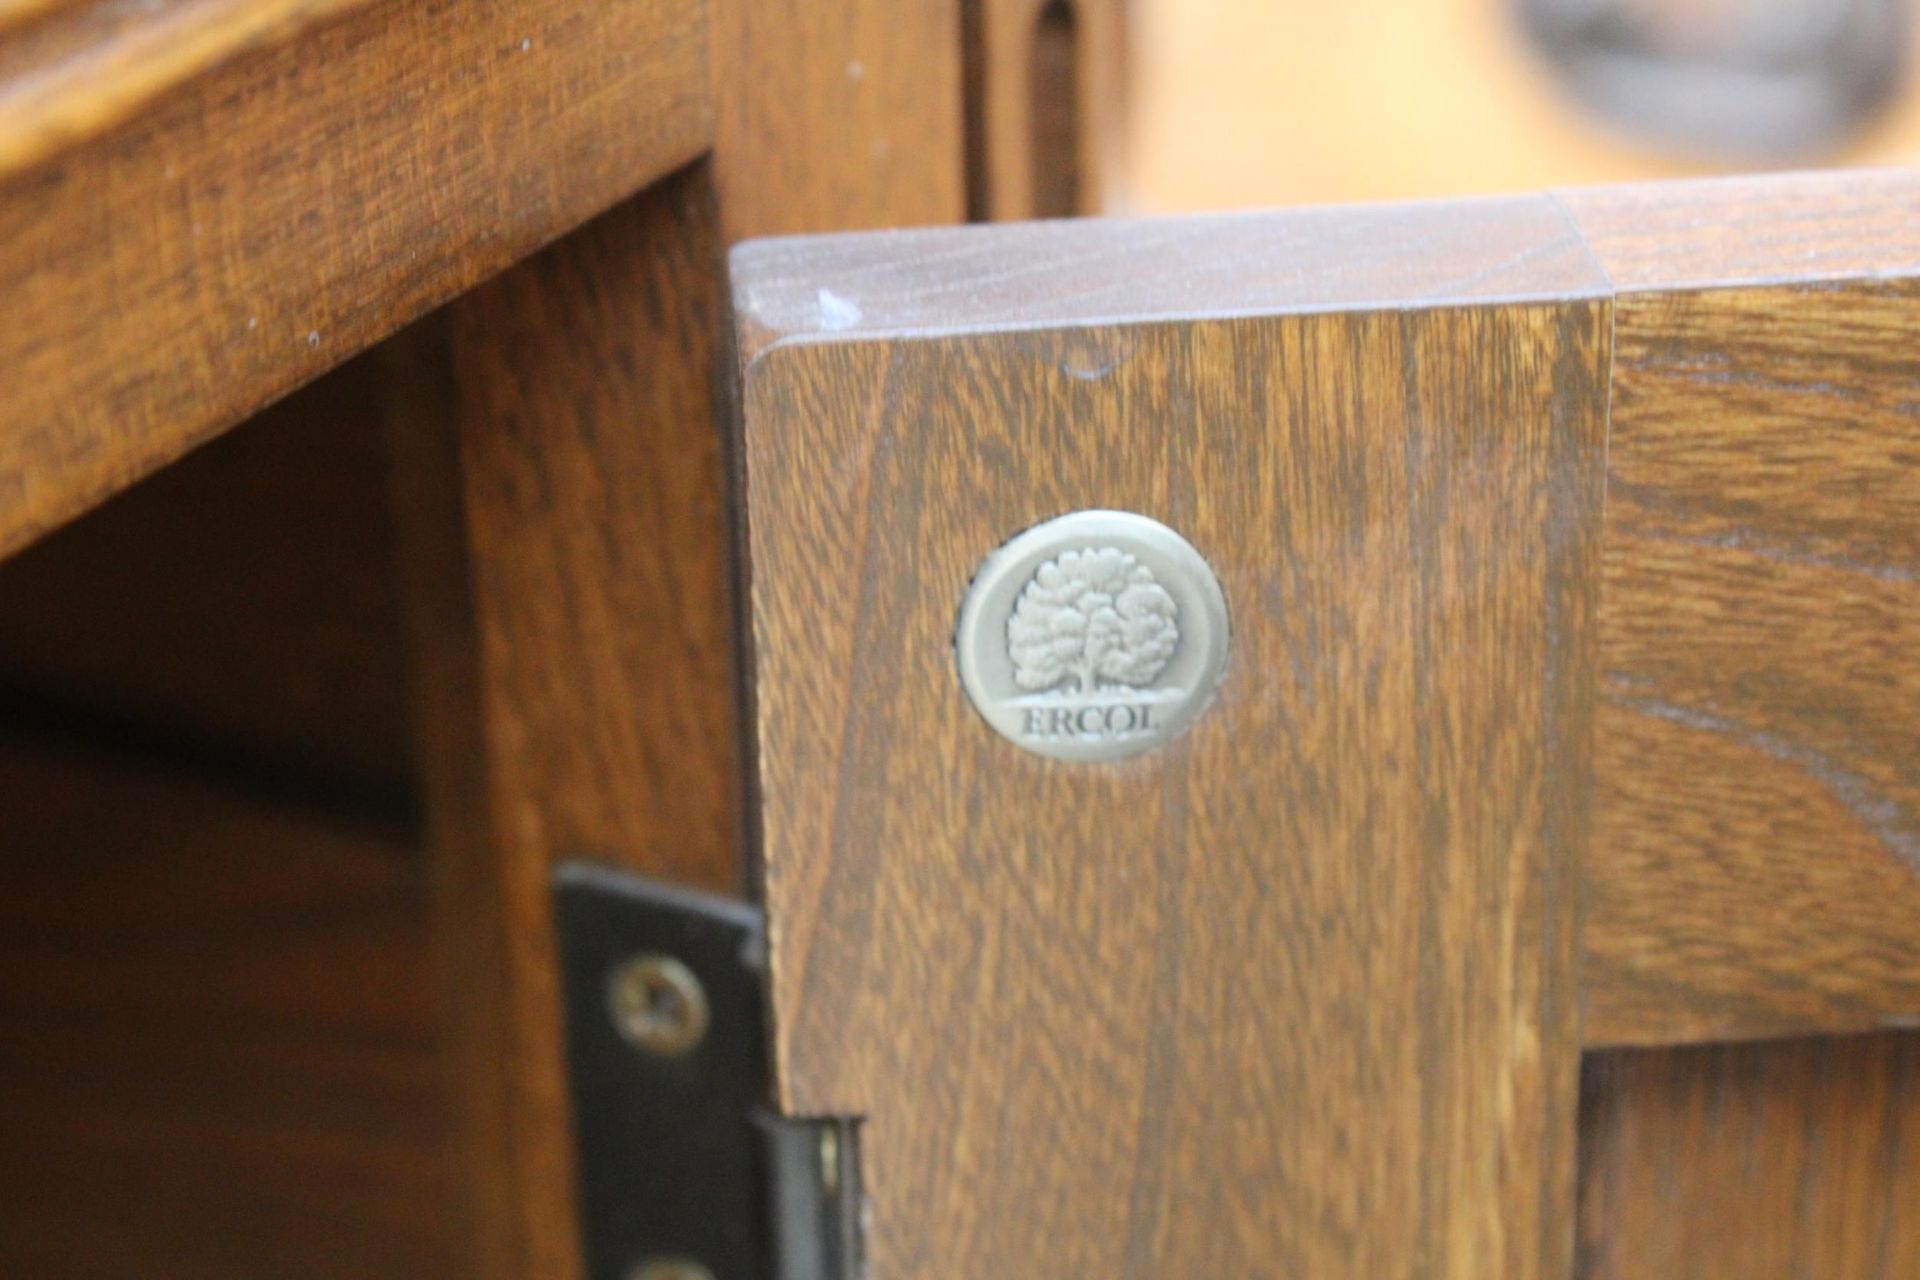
{"left": 1561, "top": 169, "right": 1920, "bottom": 290}
{"left": 388, "top": 2, "right": 978, "bottom": 1268}
{"left": 1578, "top": 1032, "right": 1920, "bottom": 1279}
{"left": 735, "top": 196, "right": 1610, "bottom": 1278}
{"left": 391, "top": 166, "right": 738, "bottom": 1280}
{"left": 0, "top": 357, "right": 414, "bottom": 816}
{"left": 964, "top": 0, "right": 1129, "bottom": 218}
{"left": 731, "top": 194, "right": 1604, "bottom": 359}
{"left": 709, "top": 0, "right": 964, "bottom": 238}
{"left": 0, "top": 0, "right": 369, "bottom": 177}
{"left": 1563, "top": 175, "right": 1920, "bottom": 1046}
{"left": 0, "top": 733, "right": 451, "bottom": 1279}
{"left": 0, "top": 0, "right": 706, "bottom": 559}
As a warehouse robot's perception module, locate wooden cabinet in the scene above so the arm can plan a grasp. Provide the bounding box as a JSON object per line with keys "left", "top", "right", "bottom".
{"left": 0, "top": 1, "right": 1915, "bottom": 1276}
{"left": 726, "top": 172, "right": 1920, "bottom": 1278}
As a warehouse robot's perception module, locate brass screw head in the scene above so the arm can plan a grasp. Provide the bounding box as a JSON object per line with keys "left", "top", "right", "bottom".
{"left": 607, "top": 954, "right": 709, "bottom": 1056}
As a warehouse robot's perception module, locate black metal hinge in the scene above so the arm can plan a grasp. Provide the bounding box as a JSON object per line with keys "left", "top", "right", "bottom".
{"left": 554, "top": 864, "right": 862, "bottom": 1280}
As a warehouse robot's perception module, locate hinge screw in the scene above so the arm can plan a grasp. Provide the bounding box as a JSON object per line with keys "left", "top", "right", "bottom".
{"left": 630, "top": 1261, "right": 716, "bottom": 1280}
{"left": 608, "top": 954, "right": 709, "bottom": 1056}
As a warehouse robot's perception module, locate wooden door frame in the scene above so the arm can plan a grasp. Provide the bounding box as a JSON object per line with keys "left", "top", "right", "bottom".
{"left": 390, "top": 3, "right": 976, "bottom": 1276}
{"left": 727, "top": 169, "right": 1920, "bottom": 1278}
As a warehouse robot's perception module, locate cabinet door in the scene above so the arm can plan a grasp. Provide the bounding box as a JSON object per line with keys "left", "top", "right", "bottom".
{"left": 726, "top": 171, "right": 1920, "bottom": 1279}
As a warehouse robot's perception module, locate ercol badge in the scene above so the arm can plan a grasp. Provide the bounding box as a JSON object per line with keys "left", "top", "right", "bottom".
{"left": 955, "top": 511, "right": 1229, "bottom": 761}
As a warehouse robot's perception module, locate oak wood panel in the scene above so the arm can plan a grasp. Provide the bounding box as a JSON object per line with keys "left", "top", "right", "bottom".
{"left": 0, "top": 0, "right": 367, "bottom": 177}
{"left": 1578, "top": 1032, "right": 1920, "bottom": 1279}
{"left": 1562, "top": 169, "right": 1920, "bottom": 290}
{"left": 708, "top": 0, "right": 964, "bottom": 237}
{"left": 733, "top": 198, "right": 1611, "bottom": 1278}
{"left": 0, "top": 356, "right": 414, "bottom": 814}
{"left": 1561, "top": 176, "right": 1920, "bottom": 1046}
{"left": 0, "top": 0, "right": 706, "bottom": 560}
{"left": 0, "top": 733, "right": 451, "bottom": 1279}
{"left": 391, "top": 165, "right": 737, "bottom": 1280}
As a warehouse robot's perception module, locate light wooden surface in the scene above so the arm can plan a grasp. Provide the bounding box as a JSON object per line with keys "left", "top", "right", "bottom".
{"left": 730, "top": 195, "right": 1605, "bottom": 357}
{"left": 1561, "top": 169, "right": 1920, "bottom": 289}
{"left": 0, "top": 0, "right": 369, "bottom": 176}
{"left": 735, "top": 195, "right": 1610, "bottom": 1278}
{"left": 0, "top": 734, "right": 451, "bottom": 1279}
{"left": 1566, "top": 173, "right": 1920, "bottom": 1046}
{"left": 1579, "top": 1033, "right": 1920, "bottom": 1278}
{"left": 0, "top": 0, "right": 706, "bottom": 559}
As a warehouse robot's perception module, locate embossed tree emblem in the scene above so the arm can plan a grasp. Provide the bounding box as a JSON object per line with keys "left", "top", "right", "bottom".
{"left": 1006, "top": 547, "right": 1180, "bottom": 695}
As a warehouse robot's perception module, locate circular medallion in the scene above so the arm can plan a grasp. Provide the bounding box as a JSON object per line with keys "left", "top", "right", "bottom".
{"left": 955, "top": 510, "right": 1230, "bottom": 761}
